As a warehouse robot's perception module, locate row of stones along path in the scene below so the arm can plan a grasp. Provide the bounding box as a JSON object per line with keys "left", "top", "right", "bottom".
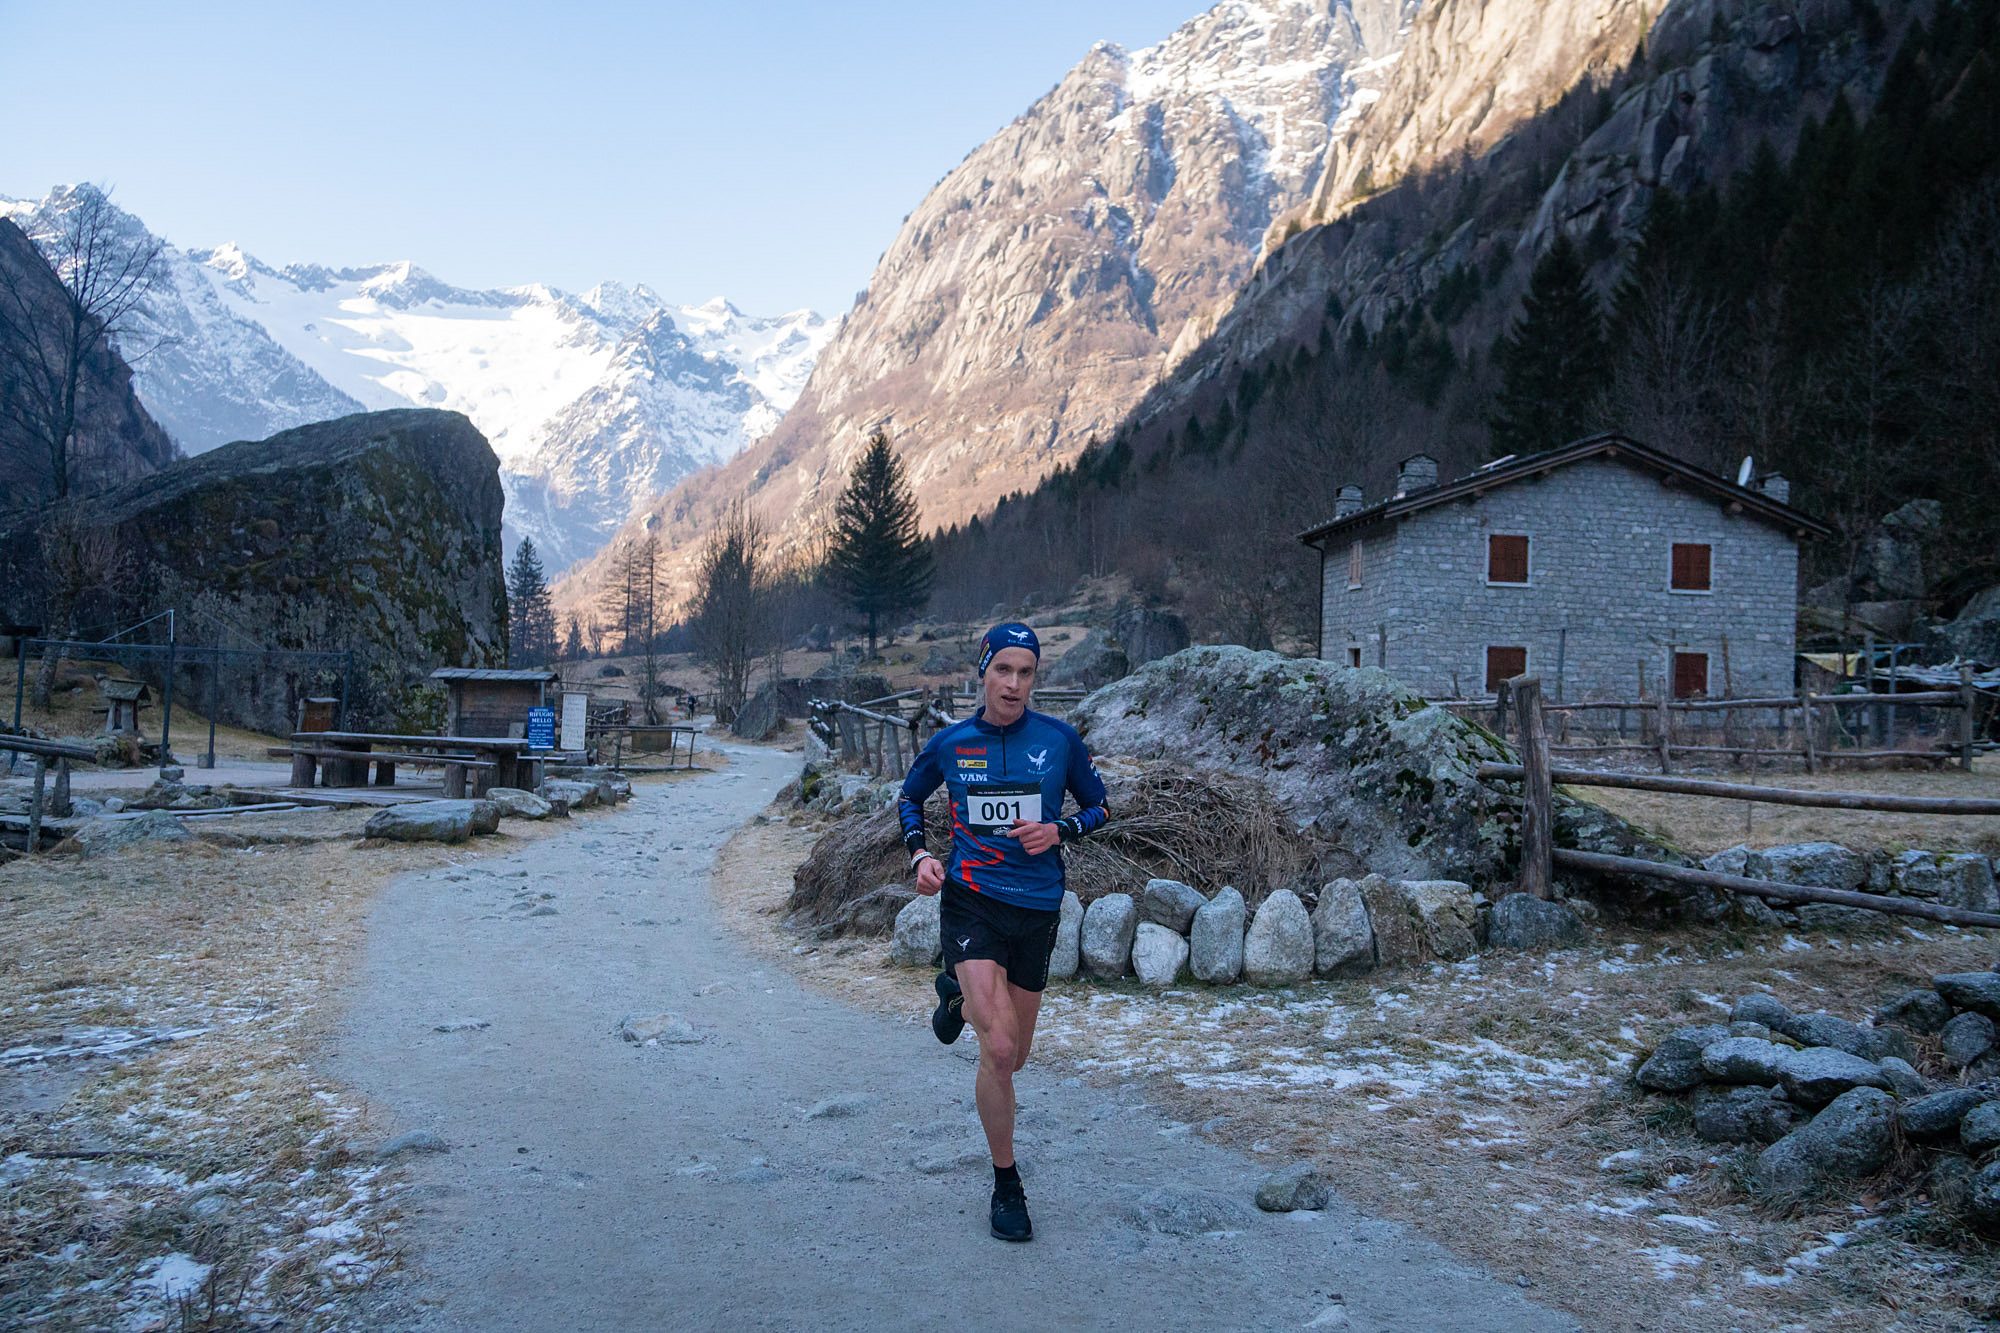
{"left": 332, "top": 743, "right": 1575, "bottom": 1331}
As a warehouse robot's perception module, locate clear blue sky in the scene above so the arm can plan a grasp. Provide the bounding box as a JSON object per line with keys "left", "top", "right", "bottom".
{"left": 1, "top": 1, "right": 1203, "bottom": 316}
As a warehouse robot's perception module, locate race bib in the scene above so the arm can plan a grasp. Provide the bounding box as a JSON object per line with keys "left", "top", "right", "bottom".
{"left": 965, "top": 783, "right": 1042, "bottom": 835}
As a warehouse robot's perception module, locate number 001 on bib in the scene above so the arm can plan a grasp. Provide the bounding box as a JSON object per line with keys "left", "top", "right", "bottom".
{"left": 965, "top": 782, "right": 1043, "bottom": 835}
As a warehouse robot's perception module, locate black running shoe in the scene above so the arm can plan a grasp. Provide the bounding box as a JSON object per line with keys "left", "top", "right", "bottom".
{"left": 990, "top": 1178, "right": 1033, "bottom": 1242}
{"left": 931, "top": 971, "right": 965, "bottom": 1045}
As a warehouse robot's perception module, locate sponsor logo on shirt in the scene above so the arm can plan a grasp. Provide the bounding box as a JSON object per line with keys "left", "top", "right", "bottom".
{"left": 957, "top": 759, "right": 987, "bottom": 769}
{"left": 1027, "top": 746, "right": 1051, "bottom": 773}
{"left": 954, "top": 746, "right": 987, "bottom": 756}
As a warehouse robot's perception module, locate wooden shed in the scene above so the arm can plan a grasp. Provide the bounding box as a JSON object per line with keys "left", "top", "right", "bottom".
{"left": 96, "top": 677, "right": 152, "bottom": 736}
{"left": 429, "top": 668, "right": 558, "bottom": 739}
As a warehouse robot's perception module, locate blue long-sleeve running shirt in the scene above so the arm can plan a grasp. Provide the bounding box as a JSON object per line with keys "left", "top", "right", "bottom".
{"left": 897, "top": 708, "right": 1110, "bottom": 912}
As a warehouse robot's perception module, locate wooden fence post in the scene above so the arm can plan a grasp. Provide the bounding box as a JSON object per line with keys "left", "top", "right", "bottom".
{"left": 1512, "top": 676, "right": 1553, "bottom": 900}
{"left": 1962, "top": 666, "right": 1978, "bottom": 772}
{"left": 27, "top": 755, "right": 46, "bottom": 855}
{"left": 52, "top": 757, "right": 71, "bottom": 819}
{"left": 1799, "top": 688, "right": 1818, "bottom": 774}
{"left": 1493, "top": 677, "right": 1512, "bottom": 739}
{"left": 1657, "top": 692, "right": 1673, "bottom": 773}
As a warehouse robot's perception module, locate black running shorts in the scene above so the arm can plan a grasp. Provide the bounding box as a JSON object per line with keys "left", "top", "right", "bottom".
{"left": 939, "top": 880, "right": 1062, "bottom": 993}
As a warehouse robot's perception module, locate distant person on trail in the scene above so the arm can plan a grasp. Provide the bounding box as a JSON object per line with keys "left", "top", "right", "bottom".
{"left": 896, "top": 622, "right": 1109, "bottom": 1242}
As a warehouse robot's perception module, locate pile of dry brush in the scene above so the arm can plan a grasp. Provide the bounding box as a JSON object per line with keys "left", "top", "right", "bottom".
{"left": 786, "top": 756, "right": 1318, "bottom": 935}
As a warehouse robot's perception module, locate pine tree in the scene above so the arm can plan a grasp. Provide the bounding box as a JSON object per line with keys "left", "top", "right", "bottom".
{"left": 824, "top": 429, "right": 933, "bottom": 657}
{"left": 562, "top": 613, "right": 584, "bottom": 661}
{"left": 505, "top": 538, "right": 556, "bottom": 665}
{"left": 1488, "top": 233, "right": 1611, "bottom": 456}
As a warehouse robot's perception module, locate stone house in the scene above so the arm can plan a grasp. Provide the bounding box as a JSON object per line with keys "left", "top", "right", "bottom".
{"left": 1297, "top": 434, "right": 1830, "bottom": 701}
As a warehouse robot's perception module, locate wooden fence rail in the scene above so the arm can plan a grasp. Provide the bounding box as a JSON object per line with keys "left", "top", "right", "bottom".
{"left": 1485, "top": 674, "right": 1999, "bottom": 929}
{"left": 1450, "top": 666, "right": 1986, "bottom": 773}
{"left": 1, "top": 734, "right": 93, "bottom": 854}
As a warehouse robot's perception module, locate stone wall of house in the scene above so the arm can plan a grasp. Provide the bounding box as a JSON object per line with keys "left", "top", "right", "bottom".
{"left": 1320, "top": 456, "right": 1800, "bottom": 700}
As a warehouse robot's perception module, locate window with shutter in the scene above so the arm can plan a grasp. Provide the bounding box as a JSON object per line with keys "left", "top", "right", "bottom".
{"left": 1485, "top": 646, "right": 1527, "bottom": 692}
{"left": 1670, "top": 542, "right": 1712, "bottom": 592}
{"left": 1487, "top": 534, "right": 1529, "bottom": 584}
{"left": 1347, "top": 540, "right": 1363, "bottom": 589}
{"left": 1348, "top": 647, "right": 1363, "bottom": 668}
{"left": 1673, "top": 652, "right": 1710, "bottom": 699}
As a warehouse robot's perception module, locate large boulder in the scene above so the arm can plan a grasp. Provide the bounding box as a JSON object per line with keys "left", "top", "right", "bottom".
{"left": 1311, "top": 879, "right": 1374, "bottom": 975}
{"left": 1044, "top": 630, "right": 1129, "bottom": 689}
{"left": 1693, "top": 1085, "right": 1804, "bottom": 1145}
{"left": 539, "top": 778, "right": 599, "bottom": 811}
{"left": 1942, "top": 1013, "right": 1997, "bottom": 1069}
{"left": 1756, "top": 1088, "right": 1898, "bottom": 1198}
{"left": 0, "top": 410, "right": 507, "bottom": 734}
{"left": 1190, "top": 886, "right": 1246, "bottom": 983}
{"left": 1242, "top": 889, "right": 1313, "bottom": 985}
{"left": 1111, "top": 604, "right": 1191, "bottom": 669}
{"left": 1962, "top": 1102, "right": 2000, "bottom": 1154}
{"left": 1486, "top": 893, "right": 1584, "bottom": 950}
{"left": 1701, "top": 1037, "right": 1790, "bottom": 1086}
{"left": 1635, "top": 1026, "right": 1730, "bottom": 1093}
{"left": 731, "top": 683, "right": 782, "bottom": 740}
{"left": 1778, "top": 1011, "right": 1870, "bottom": 1057}
{"left": 1936, "top": 584, "right": 2000, "bottom": 664}
{"left": 1402, "top": 881, "right": 1479, "bottom": 962}
{"left": 1937, "top": 973, "right": 2000, "bottom": 1021}
{"left": 1142, "top": 879, "right": 1206, "bottom": 933}
{"left": 1876, "top": 988, "right": 1952, "bottom": 1034}
{"left": 1047, "top": 891, "right": 1083, "bottom": 981}
{"left": 1131, "top": 923, "right": 1190, "bottom": 988}
{"left": 1891, "top": 851, "right": 2000, "bottom": 913}
{"left": 486, "top": 787, "right": 556, "bottom": 820}
{"left": 363, "top": 802, "right": 484, "bottom": 844}
{"left": 62, "top": 810, "right": 194, "bottom": 858}
{"left": 1080, "top": 893, "right": 1138, "bottom": 977}
{"left": 1359, "top": 874, "right": 1423, "bottom": 968}
{"left": 1777, "top": 1047, "right": 1891, "bottom": 1108}
{"left": 1897, "top": 1088, "right": 1988, "bottom": 1141}
{"left": 1070, "top": 647, "right": 1666, "bottom": 894}
{"left": 890, "top": 894, "right": 941, "bottom": 968}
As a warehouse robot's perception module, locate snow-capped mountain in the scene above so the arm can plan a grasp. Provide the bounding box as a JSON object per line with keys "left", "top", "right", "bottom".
{"left": 2, "top": 187, "right": 835, "bottom": 570}
{"left": 556, "top": 0, "right": 1418, "bottom": 611}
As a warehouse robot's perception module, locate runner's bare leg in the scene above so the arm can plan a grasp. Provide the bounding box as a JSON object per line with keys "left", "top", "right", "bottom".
{"left": 956, "top": 960, "right": 1026, "bottom": 1166}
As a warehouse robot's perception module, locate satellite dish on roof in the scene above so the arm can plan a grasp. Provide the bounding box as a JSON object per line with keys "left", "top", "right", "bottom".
{"left": 1737, "top": 455, "right": 1755, "bottom": 487}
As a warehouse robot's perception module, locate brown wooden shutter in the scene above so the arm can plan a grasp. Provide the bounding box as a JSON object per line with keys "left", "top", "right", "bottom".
{"left": 1348, "top": 540, "right": 1363, "bottom": 587}
{"left": 1485, "top": 646, "right": 1527, "bottom": 692}
{"left": 1671, "top": 542, "right": 1712, "bottom": 591}
{"left": 1488, "top": 534, "right": 1529, "bottom": 583}
{"left": 1673, "top": 652, "right": 1710, "bottom": 699}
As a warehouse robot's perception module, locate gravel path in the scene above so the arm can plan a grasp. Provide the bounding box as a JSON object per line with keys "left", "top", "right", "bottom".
{"left": 333, "top": 744, "right": 1576, "bottom": 1332}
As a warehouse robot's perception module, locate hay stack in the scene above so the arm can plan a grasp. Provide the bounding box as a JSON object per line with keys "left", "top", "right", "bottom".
{"left": 785, "top": 757, "right": 1314, "bottom": 937}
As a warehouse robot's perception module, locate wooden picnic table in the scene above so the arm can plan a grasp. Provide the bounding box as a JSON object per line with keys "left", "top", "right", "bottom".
{"left": 286, "top": 731, "right": 543, "bottom": 798}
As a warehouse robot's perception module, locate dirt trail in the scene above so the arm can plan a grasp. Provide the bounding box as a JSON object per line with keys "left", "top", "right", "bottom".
{"left": 332, "top": 744, "right": 1575, "bottom": 1332}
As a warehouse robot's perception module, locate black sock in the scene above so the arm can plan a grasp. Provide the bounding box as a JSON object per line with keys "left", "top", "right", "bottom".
{"left": 994, "top": 1162, "right": 1020, "bottom": 1188}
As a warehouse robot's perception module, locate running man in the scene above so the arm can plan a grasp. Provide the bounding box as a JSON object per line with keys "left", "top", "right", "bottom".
{"left": 897, "top": 622, "right": 1109, "bottom": 1241}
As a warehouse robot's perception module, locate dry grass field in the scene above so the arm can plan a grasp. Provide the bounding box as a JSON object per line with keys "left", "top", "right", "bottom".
{"left": 0, "top": 800, "right": 618, "bottom": 1329}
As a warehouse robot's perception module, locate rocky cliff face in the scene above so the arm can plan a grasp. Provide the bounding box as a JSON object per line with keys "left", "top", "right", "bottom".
{"left": 0, "top": 218, "right": 178, "bottom": 508}
{"left": 1167, "top": 0, "right": 1844, "bottom": 384}
{"left": 556, "top": 0, "right": 1417, "bottom": 614}
{"left": 0, "top": 409, "right": 506, "bottom": 732}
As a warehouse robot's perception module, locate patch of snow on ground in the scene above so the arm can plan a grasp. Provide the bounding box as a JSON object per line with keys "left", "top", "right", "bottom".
{"left": 1634, "top": 1244, "right": 1704, "bottom": 1279}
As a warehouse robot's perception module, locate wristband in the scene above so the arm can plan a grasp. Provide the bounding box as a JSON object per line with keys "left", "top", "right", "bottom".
{"left": 911, "top": 849, "right": 936, "bottom": 870}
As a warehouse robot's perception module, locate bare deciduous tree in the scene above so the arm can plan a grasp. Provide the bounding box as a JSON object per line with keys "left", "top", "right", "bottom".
{"left": 1605, "top": 272, "right": 1727, "bottom": 470}
{"left": 30, "top": 503, "right": 131, "bottom": 705}
{"left": 688, "top": 501, "right": 766, "bottom": 723}
{"left": 0, "top": 185, "right": 164, "bottom": 501}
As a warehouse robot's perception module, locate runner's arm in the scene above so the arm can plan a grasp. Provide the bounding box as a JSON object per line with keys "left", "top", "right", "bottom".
{"left": 898, "top": 734, "right": 945, "bottom": 855}
{"left": 1055, "top": 735, "right": 1109, "bottom": 844}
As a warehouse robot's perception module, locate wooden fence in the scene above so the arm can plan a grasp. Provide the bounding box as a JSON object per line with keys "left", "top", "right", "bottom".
{"left": 1483, "top": 675, "right": 2000, "bottom": 929}
{"left": 1, "top": 734, "right": 95, "bottom": 854}
{"left": 1443, "top": 665, "right": 1988, "bottom": 773}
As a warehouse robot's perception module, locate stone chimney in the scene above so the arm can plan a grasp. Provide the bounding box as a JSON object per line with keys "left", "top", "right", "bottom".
{"left": 1396, "top": 454, "right": 1439, "bottom": 495}
{"left": 1757, "top": 473, "right": 1790, "bottom": 504}
{"left": 1334, "top": 484, "right": 1364, "bottom": 519}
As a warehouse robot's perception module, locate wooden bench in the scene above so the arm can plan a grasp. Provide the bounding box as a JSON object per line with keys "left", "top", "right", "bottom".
{"left": 272, "top": 745, "right": 497, "bottom": 793}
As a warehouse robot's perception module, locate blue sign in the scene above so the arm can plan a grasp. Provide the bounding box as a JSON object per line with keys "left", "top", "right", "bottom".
{"left": 526, "top": 706, "right": 556, "bottom": 750}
